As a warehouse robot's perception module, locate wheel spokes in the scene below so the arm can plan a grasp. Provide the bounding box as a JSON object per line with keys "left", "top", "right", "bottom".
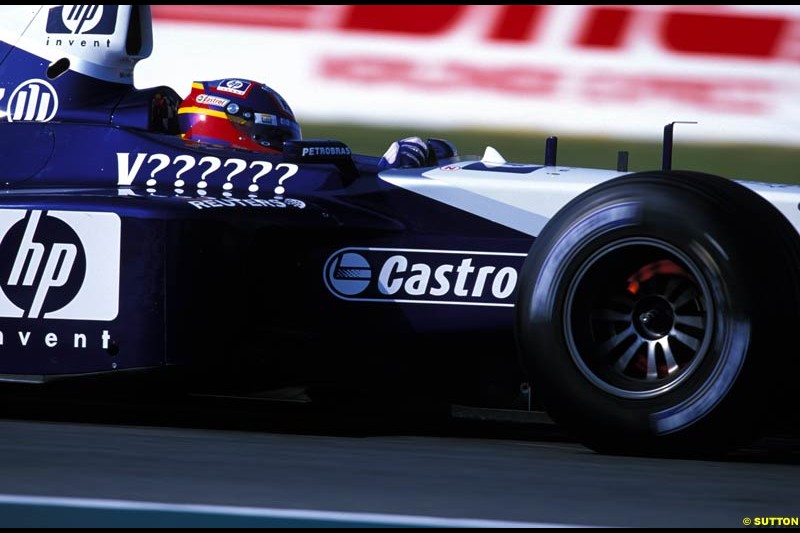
{"left": 567, "top": 244, "right": 712, "bottom": 398}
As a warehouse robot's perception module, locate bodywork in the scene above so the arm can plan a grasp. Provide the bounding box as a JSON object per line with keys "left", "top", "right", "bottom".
{"left": 2, "top": 5, "right": 800, "bottom": 415}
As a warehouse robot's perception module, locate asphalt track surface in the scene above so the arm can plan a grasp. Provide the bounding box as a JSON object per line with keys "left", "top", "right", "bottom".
{"left": 0, "top": 391, "right": 797, "bottom": 528}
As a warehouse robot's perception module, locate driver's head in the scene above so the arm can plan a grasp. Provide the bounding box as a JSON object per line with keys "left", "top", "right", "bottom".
{"left": 177, "top": 78, "right": 301, "bottom": 153}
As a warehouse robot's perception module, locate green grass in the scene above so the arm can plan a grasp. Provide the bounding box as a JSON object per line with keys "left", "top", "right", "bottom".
{"left": 302, "top": 122, "right": 800, "bottom": 185}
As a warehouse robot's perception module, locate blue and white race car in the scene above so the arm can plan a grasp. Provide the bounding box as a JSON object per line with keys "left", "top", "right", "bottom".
{"left": 1, "top": 5, "right": 798, "bottom": 457}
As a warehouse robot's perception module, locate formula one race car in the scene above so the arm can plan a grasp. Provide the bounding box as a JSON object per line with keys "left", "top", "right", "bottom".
{"left": 1, "top": 5, "right": 798, "bottom": 457}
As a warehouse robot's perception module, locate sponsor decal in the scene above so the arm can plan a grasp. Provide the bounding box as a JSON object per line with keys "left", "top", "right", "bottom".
{"left": 215, "top": 79, "right": 252, "bottom": 97}
{"left": 187, "top": 197, "right": 307, "bottom": 210}
{"left": 300, "top": 146, "right": 351, "bottom": 157}
{"left": 44, "top": 5, "right": 117, "bottom": 49}
{"left": 324, "top": 247, "right": 526, "bottom": 307}
{"left": 0, "top": 327, "right": 114, "bottom": 351}
{"left": 5, "top": 79, "right": 58, "bottom": 123}
{"left": 300, "top": 146, "right": 352, "bottom": 157}
{"left": 195, "top": 94, "right": 230, "bottom": 108}
{"left": 46, "top": 5, "right": 118, "bottom": 35}
{"left": 0, "top": 210, "right": 120, "bottom": 320}
{"left": 116, "top": 153, "right": 299, "bottom": 194}
{"left": 282, "top": 140, "right": 352, "bottom": 164}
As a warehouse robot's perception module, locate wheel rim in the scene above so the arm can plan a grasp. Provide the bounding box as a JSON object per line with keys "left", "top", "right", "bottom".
{"left": 564, "top": 238, "right": 713, "bottom": 399}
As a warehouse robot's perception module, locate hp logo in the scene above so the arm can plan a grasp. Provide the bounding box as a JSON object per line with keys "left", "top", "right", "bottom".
{"left": 0, "top": 211, "right": 85, "bottom": 319}
{"left": 63, "top": 5, "right": 104, "bottom": 34}
{"left": 216, "top": 79, "right": 252, "bottom": 96}
{"left": 46, "top": 5, "right": 117, "bottom": 36}
{"left": 0, "top": 210, "right": 120, "bottom": 321}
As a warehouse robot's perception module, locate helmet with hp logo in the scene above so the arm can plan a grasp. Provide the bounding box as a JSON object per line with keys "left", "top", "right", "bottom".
{"left": 177, "top": 79, "right": 302, "bottom": 153}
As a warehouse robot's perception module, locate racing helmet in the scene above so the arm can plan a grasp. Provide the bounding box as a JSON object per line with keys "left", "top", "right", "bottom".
{"left": 177, "top": 79, "right": 302, "bottom": 153}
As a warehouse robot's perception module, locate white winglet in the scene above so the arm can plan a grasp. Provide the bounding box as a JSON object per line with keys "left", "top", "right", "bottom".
{"left": 481, "top": 146, "right": 506, "bottom": 164}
